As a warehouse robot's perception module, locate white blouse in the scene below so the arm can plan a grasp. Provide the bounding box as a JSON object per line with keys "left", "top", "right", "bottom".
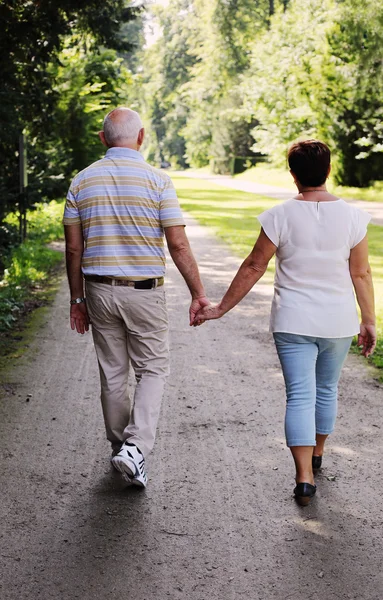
{"left": 257, "top": 199, "right": 371, "bottom": 338}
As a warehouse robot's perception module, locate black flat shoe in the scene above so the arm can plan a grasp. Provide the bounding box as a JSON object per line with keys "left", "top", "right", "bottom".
{"left": 312, "top": 455, "right": 322, "bottom": 471}
{"left": 294, "top": 482, "right": 317, "bottom": 506}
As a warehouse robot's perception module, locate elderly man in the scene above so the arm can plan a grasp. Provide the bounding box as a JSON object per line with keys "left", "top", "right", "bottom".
{"left": 64, "top": 107, "right": 208, "bottom": 487}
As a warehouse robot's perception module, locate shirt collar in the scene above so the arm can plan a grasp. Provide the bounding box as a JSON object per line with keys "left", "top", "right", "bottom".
{"left": 105, "top": 147, "right": 145, "bottom": 162}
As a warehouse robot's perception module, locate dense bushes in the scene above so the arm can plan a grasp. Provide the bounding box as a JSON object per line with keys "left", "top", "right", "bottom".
{"left": 0, "top": 202, "right": 64, "bottom": 332}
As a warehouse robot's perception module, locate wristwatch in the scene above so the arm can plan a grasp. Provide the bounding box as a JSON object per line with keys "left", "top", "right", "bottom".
{"left": 70, "top": 297, "right": 86, "bottom": 305}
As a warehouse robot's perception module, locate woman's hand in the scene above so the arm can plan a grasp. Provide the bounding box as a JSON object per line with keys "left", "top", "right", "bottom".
{"left": 358, "top": 323, "right": 377, "bottom": 357}
{"left": 192, "top": 304, "right": 224, "bottom": 326}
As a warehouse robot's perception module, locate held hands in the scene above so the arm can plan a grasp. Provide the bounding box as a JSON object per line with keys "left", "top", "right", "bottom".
{"left": 189, "top": 296, "right": 210, "bottom": 326}
{"left": 357, "top": 323, "right": 377, "bottom": 357}
{"left": 70, "top": 303, "right": 90, "bottom": 335}
{"left": 191, "top": 303, "right": 225, "bottom": 327}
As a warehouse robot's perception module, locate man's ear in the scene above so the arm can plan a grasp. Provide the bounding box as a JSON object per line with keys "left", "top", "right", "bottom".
{"left": 290, "top": 169, "right": 298, "bottom": 185}
{"left": 327, "top": 164, "right": 331, "bottom": 179}
{"left": 137, "top": 128, "right": 145, "bottom": 149}
{"left": 98, "top": 131, "right": 108, "bottom": 147}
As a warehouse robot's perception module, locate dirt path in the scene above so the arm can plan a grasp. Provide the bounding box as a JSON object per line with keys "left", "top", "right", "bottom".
{"left": 0, "top": 216, "right": 382, "bottom": 600}
{"left": 179, "top": 171, "right": 383, "bottom": 226}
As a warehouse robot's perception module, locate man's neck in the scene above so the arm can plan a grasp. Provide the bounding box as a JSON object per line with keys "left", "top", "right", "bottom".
{"left": 109, "top": 144, "right": 140, "bottom": 151}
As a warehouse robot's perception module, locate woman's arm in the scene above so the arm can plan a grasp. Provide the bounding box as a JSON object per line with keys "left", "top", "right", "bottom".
{"left": 349, "top": 235, "right": 376, "bottom": 357}
{"left": 193, "top": 228, "right": 277, "bottom": 324}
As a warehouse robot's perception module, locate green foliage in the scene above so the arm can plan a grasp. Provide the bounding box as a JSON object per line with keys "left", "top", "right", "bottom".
{"left": 51, "top": 37, "right": 135, "bottom": 177}
{"left": 0, "top": 0, "right": 139, "bottom": 237}
{"left": 5, "top": 201, "right": 65, "bottom": 244}
{"left": 240, "top": 0, "right": 383, "bottom": 183}
{"left": 134, "top": 0, "right": 283, "bottom": 169}
{"left": 131, "top": 0, "right": 383, "bottom": 186}
{"left": 3, "top": 242, "right": 63, "bottom": 290}
{"left": 317, "top": 0, "right": 383, "bottom": 185}
{"left": 0, "top": 200, "right": 64, "bottom": 332}
{"left": 241, "top": 0, "right": 338, "bottom": 164}
{"left": 138, "top": 0, "right": 198, "bottom": 168}
{"left": 180, "top": 0, "right": 275, "bottom": 168}
{"left": 0, "top": 242, "right": 63, "bottom": 331}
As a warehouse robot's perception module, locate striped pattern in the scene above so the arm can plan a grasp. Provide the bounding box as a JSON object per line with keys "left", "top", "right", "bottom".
{"left": 63, "top": 148, "right": 185, "bottom": 279}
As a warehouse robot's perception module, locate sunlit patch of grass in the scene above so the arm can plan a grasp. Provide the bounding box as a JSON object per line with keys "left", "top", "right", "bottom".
{"left": 235, "top": 163, "right": 383, "bottom": 203}
{"left": 235, "top": 164, "right": 294, "bottom": 188}
{"left": 5, "top": 200, "right": 65, "bottom": 242}
{"left": 172, "top": 175, "right": 383, "bottom": 375}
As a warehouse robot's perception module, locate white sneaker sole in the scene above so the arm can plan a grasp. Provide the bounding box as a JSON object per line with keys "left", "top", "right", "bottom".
{"left": 112, "top": 455, "right": 146, "bottom": 488}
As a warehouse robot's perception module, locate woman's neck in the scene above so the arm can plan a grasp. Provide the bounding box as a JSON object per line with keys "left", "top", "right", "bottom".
{"left": 293, "top": 183, "right": 340, "bottom": 202}
{"left": 298, "top": 185, "right": 327, "bottom": 193}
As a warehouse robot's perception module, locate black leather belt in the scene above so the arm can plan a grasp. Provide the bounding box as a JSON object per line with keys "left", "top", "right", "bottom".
{"left": 84, "top": 275, "right": 164, "bottom": 289}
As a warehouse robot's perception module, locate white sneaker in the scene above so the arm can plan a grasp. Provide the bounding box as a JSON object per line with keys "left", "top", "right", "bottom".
{"left": 112, "top": 442, "right": 148, "bottom": 488}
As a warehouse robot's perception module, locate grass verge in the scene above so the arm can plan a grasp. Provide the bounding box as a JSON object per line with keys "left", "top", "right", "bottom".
{"left": 173, "top": 174, "right": 383, "bottom": 376}
{"left": 0, "top": 200, "right": 65, "bottom": 360}
{"left": 235, "top": 163, "right": 383, "bottom": 203}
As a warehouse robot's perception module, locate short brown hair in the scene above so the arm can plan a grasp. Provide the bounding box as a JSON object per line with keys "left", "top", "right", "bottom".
{"left": 288, "top": 139, "right": 331, "bottom": 187}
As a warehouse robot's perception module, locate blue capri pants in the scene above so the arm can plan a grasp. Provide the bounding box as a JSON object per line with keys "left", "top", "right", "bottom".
{"left": 273, "top": 333, "right": 353, "bottom": 447}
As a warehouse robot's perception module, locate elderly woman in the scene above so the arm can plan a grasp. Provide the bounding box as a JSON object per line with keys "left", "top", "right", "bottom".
{"left": 195, "top": 140, "right": 376, "bottom": 506}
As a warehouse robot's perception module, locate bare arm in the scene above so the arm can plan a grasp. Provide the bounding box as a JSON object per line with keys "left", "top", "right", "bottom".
{"left": 194, "top": 228, "right": 277, "bottom": 323}
{"left": 64, "top": 224, "right": 89, "bottom": 334}
{"left": 349, "top": 235, "right": 376, "bottom": 356}
{"left": 165, "top": 225, "right": 209, "bottom": 324}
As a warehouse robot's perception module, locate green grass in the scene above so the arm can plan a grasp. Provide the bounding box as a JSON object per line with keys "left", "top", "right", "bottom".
{"left": 174, "top": 175, "right": 274, "bottom": 256}
{"left": 235, "top": 163, "right": 383, "bottom": 203}
{"left": 0, "top": 200, "right": 65, "bottom": 337}
{"left": 235, "top": 164, "right": 294, "bottom": 188}
{"left": 173, "top": 174, "right": 383, "bottom": 374}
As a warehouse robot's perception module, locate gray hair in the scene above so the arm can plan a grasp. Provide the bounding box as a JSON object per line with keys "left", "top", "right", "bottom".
{"left": 103, "top": 107, "right": 143, "bottom": 146}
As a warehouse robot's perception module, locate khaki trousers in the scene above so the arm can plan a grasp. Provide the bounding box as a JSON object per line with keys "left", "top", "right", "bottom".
{"left": 85, "top": 281, "right": 170, "bottom": 457}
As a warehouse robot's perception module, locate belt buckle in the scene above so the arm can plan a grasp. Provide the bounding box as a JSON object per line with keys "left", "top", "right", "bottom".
{"left": 152, "top": 278, "right": 158, "bottom": 289}
{"left": 111, "top": 279, "right": 117, "bottom": 286}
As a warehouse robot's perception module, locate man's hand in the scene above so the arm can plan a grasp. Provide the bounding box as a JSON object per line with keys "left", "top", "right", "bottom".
{"left": 192, "top": 303, "right": 224, "bottom": 327}
{"left": 357, "top": 323, "right": 377, "bottom": 357}
{"left": 189, "top": 296, "right": 210, "bottom": 326}
{"left": 70, "top": 303, "right": 90, "bottom": 335}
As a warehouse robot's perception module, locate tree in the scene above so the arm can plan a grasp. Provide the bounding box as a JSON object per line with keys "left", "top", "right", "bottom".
{"left": 0, "top": 0, "right": 139, "bottom": 231}
{"left": 51, "top": 37, "right": 135, "bottom": 178}
{"left": 138, "top": 0, "right": 198, "bottom": 168}
{"left": 241, "top": 0, "right": 336, "bottom": 165}
{"left": 319, "top": 0, "right": 383, "bottom": 185}
{"left": 180, "top": 0, "right": 276, "bottom": 169}
{"left": 132, "top": 0, "right": 281, "bottom": 170}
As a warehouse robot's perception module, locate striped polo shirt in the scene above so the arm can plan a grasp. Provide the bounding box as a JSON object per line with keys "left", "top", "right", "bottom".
{"left": 63, "top": 147, "right": 185, "bottom": 280}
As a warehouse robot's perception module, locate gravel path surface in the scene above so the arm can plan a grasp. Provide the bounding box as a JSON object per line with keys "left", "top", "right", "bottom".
{"left": 180, "top": 171, "right": 383, "bottom": 226}
{"left": 0, "top": 217, "right": 382, "bottom": 600}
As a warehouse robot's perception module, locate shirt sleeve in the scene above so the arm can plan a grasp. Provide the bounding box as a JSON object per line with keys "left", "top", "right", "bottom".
{"left": 62, "top": 186, "right": 81, "bottom": 226}
{"left": 257, "top": 206, "right": 280, "bottom": 247}
{"left": 351, "top": 208, "right": 371, "bottom": 248}
{"left": 159, "top": 176, "right": 185, "bottom": 228}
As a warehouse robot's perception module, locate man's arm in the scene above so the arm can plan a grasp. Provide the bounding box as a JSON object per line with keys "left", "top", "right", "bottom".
{"left": 164, "top": 226, "right": 209, "bottom": 325}
{"left": 349, "top": 235, "right": 376, "bottom": 357}
{"left": 64, "top": 224, "right": 89, "bottom": 334}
